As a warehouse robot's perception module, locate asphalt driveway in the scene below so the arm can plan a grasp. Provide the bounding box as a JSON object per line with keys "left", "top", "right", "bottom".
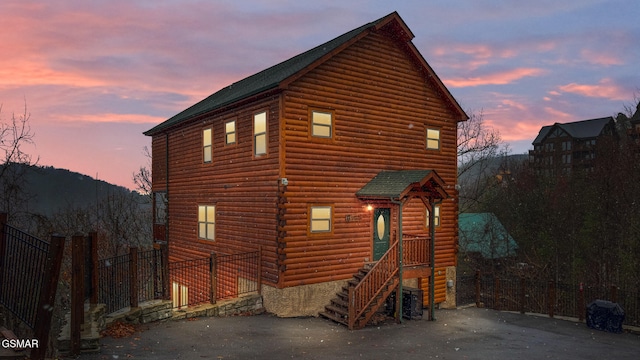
{"left": 76, "top": 307, "right": 639, "bottom": 360}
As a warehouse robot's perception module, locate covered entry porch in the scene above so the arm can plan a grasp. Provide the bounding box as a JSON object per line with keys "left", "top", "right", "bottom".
{"left": 320, "top": 170, "right": 449, "bottom": 329}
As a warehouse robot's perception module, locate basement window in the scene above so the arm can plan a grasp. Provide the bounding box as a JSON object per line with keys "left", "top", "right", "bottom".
{"left": 198, "top": 205, "right": 215, "bottom": 241}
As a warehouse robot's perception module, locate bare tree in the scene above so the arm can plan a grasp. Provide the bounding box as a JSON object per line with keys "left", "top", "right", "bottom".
{"left": 0, "top": 102, "right": 38, "bottom": 223}
{"left": 457, "top": 110, "right": 507, "bottom": 212}
{"left": 132, "top": 146, "right": 152, "bottom": 198}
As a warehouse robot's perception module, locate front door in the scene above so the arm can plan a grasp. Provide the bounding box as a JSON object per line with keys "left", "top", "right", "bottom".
{"left": 373, "top": 208, "right": 391, "bottom": 261}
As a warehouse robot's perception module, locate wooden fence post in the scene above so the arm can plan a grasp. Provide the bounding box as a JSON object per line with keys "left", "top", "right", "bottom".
{"left": 89, "top": 232, "right": 99, "bottom": 304}
{"left": 257, "top": 246, "right": 262, "bottom": 295}
{"left": 548, "top": 280, "right": 556, "bottom": 318}
{"left": 494, "top": 277, "right": 501, "bottom": 311}
{"left": 475, "top": 270, "right": 481, "bottom": 307}
{"left": 519, "top": 277, "right": 526, "bottom": 314}
{"left": 610, "top": 285, "right": 618, "bottom": 303}
{"left": 31, "top": 235, "right": 65, "bottom": 360}
{"left": 70, "top": 234, "right": 85, "bottom": 356}
{"left": 129, "top": 247, "right": 139, "bottom": 308}
{"left": 578, "top": 282, "right": 585, "bottom": 322}
{"left": 0, "top": 213, "right": 6, "bottom": 276}
{"left": 210, "top": 252, "right": 217, "bottom": 304}
{"left": 159, "top": 242, "right": 170, "bottom": 300}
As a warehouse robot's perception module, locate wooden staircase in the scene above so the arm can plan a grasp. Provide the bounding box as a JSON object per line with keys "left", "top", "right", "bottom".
{"left": 320, "top": 240, "right": 400, "bottom": 330}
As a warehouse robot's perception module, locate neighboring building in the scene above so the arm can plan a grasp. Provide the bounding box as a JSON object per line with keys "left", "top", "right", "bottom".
{"left": 458, "top": 213, "right": 517, "bottom": 261}
{"left": 143, "top": 12, "right": 467, "bottom": 325}
{"left": 619, "top": 103, "right": 640, "bottom": 141}
{"left": 529, "top": 117, "right": 616, "bottom": 176}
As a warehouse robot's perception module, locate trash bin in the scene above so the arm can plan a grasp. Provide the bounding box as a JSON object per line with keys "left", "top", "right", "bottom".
{"left": 385, "top": 287, "right": 423, "bottom": 320}
{"left": 586, "top": 300, "right": 625, "bottom": 333}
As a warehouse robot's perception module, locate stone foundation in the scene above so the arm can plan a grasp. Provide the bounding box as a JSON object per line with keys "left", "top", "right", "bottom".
{"left": 261, "top": 281, "right": 345, "bottom": 317}
{"left": 57, "top": 294, "right": 263, "bottom": 355}
{"left": 441, "top": 266, "right": 457, "bottom": 309}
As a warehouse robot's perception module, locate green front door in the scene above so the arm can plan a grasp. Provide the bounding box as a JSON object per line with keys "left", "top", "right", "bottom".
{"left": 373, "top": 208, "right": 391, "bottom": 261}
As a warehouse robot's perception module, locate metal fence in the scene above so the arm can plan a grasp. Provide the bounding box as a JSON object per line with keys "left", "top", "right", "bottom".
{"left": 461, "top": 272, "right": 640, "bottom": 327}
{"left": 216, "top": 251, "right": 261, "bottom": 301}
{"left": 169, "top": 250, "right": 261, "bottom": 309}
{"left": 97, "top": 247, "right": 261, "bottom": 313}
{"left": 97, "top": 248, "right": 166, "bottom": 314}
{"left": 0, "top": 224, "right": 50, "bottom": 329}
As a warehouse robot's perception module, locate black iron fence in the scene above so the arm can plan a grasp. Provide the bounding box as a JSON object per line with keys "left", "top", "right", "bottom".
{"left": 0, "top": 213, "right": 65, "bottom": 360}
{"left": 97, "top": 246, "right": 262, "bottom": 312}
{"left": 169, "top": 249, "right": 262, "bottom": 309}
{"left": 459, "top": 272, "right": 639, "bottom": 327}
{"left": 97, "top": 247, "right": 166, "bottom": 314}
{"left": 0, "top": 223, "right": 50, "bottom": 328}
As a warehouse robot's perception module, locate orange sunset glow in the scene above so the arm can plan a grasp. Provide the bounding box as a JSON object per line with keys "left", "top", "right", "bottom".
{"left": 1, "top": 1, "right": 638, "bottom": 189}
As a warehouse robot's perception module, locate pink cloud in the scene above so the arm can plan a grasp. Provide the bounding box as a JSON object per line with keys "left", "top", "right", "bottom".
{"left": 52, "top": 113, "right": 165, "bottom": 124}
{"left": 580, "top": 49, "right": 624, "bottom": 67}
{"left": 445, "top": 68, "right": 547, "bottom": 87}
{"left": 558, "top": 78, "right": 628, "bottom": 100}
{"left": 542, "top": 107, "right": 573, "bottom": 121}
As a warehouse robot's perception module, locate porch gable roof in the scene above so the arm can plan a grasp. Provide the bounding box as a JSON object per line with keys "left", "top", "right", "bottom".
{"left": 356, "top": 169, "right": 449, "bottom": 202}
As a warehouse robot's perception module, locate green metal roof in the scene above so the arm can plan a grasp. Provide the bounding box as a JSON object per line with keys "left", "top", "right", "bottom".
{"left": 144, "top": 11, "right": 468, "bottom": 136}
{"left": 144, "top": 13, "right": 400, "bottom": 136}
{"left": 459, "top": 213, "right": 517, "bottom": 259}
{"left": 356, "top": 170, "right": 448, "bottom": 201}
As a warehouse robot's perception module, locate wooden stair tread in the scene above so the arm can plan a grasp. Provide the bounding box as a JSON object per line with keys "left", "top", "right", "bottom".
{"left": 319, "top": 311, "right": 348, "bottom": 325}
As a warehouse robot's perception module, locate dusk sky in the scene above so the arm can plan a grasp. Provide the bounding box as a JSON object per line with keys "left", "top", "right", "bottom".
{"left": 1, "top": 1, "right": 638, "bottom": 190}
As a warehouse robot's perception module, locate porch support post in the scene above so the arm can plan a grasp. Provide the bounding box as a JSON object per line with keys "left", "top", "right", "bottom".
{"left": 429, "top": 199, "right": 437, "bottom": 321}
{"left": 391, "top": 199, "right": 404, "bottom": 324}
{"left": 397, "top": 201, "right": 403, "bottom": 324}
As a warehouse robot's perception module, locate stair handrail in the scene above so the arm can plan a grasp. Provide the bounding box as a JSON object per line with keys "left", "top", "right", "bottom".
{"left": 348, "top": 240, "right": 399, "bottom": 329}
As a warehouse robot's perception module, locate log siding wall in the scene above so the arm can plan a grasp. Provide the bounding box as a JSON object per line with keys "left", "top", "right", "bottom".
{"left": 154, "top": 96, "right": 282, "bottom": 286}
{"left": 280, "top": 31, "right": 458, "bottom": 299}
{"left": 151, "top": 27, "right": 460, "bottom": 304}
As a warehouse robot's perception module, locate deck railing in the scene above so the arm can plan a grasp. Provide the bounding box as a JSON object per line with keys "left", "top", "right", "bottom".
{"left": 349, "top": 240, "right": 399, "bottom": 329}
{"left": 402, "top": 234, "right": 430, "bottom": 266}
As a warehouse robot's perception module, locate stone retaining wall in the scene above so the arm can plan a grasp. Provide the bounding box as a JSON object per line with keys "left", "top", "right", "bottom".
{"left": 57, "top": 294, "right": 263, "bottom": 355}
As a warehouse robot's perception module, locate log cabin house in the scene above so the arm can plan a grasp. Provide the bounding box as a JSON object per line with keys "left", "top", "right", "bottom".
{"left": 144, "top": 12, "right": 468, "bottom": 329}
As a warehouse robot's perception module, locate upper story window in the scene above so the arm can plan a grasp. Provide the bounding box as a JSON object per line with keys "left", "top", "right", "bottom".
{"left": 426, "top": 204, "right": 441, "bottom": 228}
{"left": 544, "top": 142, "right": 555, "bottom": 152}
{"left": 426, "top": 128, "right": 440, "bottom": 150}
{"left": 203, "top": 128, "right": 212, "bottom": 163}
{"left": 198, "top": 205, "right": 215, "bottom": 241}
{"left": 310, "top": 206, "right": 332, "bottom": 233}
{"left": 562, "top": 141, "right": 571, "bottom": 151}
{"left": 225, "top": 120, "right": 236, "bottom": 145}
{"left": 254, "top": 111, "right": 267, "bottom": 156}
{"left": 311, "top": 110, "right": 333, "bottom": 138}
